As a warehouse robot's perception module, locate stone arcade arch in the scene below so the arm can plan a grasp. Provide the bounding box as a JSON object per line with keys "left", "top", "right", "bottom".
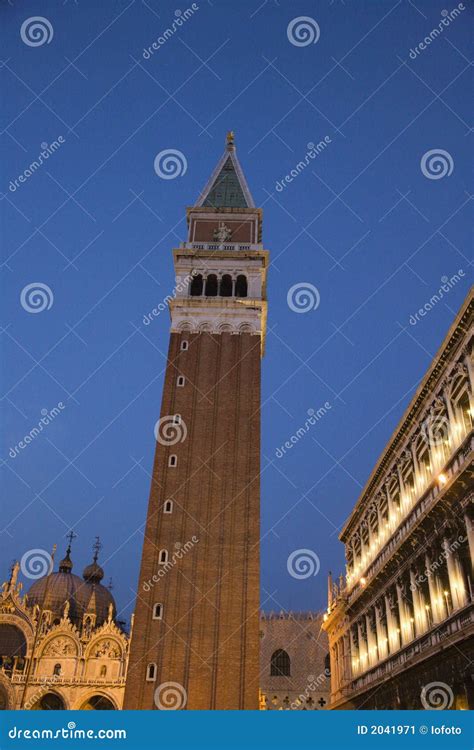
{"left": 79, "top": 693, "right": 117, "bottom": 710}
{"left": 31, "top": 692, "right": 66, "bottom": 710}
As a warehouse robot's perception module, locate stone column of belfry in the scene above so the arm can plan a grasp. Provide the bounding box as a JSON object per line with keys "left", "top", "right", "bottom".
{"left": 124, "top": 133, "right": 269, "bottom": 710}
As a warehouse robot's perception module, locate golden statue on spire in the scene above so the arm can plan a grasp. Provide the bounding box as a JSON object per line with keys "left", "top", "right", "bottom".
{"left": 226, "top": 130, "right": 235, "bottom": 147}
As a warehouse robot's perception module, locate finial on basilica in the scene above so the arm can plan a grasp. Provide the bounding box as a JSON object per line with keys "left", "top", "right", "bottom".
{"left": 59, "top": 532, "right": 76, "bottom": 573}
{"left": 83, "top": 539, "right": 105, "bottom": 584}
{"left": 63, "top": 599, "right": 70, "bottom": 620}
{"left": 92, "top": 536, "right": 102, "bottom": 563}
{"left": 10, "top": 560, "right": 19, "bottom": 588}
{"left": 226, "top": 130, "right": 235, "bottom": 151}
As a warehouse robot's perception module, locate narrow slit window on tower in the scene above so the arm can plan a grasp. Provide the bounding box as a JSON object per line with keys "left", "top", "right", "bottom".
{"left": 220, "top": 274, "right": 233, "bottom": 297}
{"left": 164, "top": 499, "right": 173, "bottom": 514}
{"left": 205, "top": 274, "right": 218, "bottom": 296}
{"left": 168, "top": 455, "right": 177, "bottom": 467}
{"left": 177, "top": 375, "right": 185, "bottom": 387}
{"left": 190, "top": 274, "right": 203, "bottom": 296}
{"left": 235, "top": 274, "right": 248, "bottom": 298}
{"left": 173, "top": 414, "right": 181, "bottom": 425}
{"left": 180, "top": 340, "right": 189, "bottom": 351}
{"left": 152, "top": 603, "right": 163, "bottom": 620}
{"left": 159, "top": 550, "right": 169, "bottom": 564}
{"left": 146, "top": 663, "right": 156, "bottom": 681}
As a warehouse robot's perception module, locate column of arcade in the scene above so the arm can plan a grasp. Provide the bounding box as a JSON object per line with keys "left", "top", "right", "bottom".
{"left": 333, "top": 519, "right": 472, "bottom": 688}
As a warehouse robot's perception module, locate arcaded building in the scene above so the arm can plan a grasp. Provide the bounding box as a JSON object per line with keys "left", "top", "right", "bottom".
{"left": 323, "top": 288, "right": 473, "bottom": 709}
{"left": 260, "top": 611, "right": 330, "bottom": 710}
{"left": 0, "top": 542, "right": 129, "bottom": 710}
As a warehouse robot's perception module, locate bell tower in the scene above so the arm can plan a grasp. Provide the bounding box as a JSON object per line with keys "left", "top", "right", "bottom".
{"left": 124, "top": 133, "right": 268, "bottom": 710}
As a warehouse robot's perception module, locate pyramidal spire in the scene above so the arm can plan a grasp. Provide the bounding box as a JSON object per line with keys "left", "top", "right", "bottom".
{"left": 196, "top": 131, "right": 255, "bottom": 209}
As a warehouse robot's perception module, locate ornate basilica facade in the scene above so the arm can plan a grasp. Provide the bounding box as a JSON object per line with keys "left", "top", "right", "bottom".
{"left": 0, "top": 542, "right": 129, "bottom": 710}
{"left": 323, "top": 288, "right": 473, "bottom": 709}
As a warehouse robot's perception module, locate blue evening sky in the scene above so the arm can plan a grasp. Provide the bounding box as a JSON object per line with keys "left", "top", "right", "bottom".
{"left": 1, "top": 0, "right": 472, "bottom": 625}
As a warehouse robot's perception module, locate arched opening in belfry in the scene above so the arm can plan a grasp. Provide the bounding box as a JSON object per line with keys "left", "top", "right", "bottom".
{"left": 205, "top": 274, "right": 218, "bottom": 296}
{"left": 235, "top": 274, "right": 248, "bottom": 298}
{"left": 190, "top": 274, "right": 203, "bottom": 296}
{"left": 220, "top": 274, "right": 233, "bottom": 297}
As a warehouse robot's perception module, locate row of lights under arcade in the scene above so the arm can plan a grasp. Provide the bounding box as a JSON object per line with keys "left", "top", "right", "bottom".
{"left": 344, "top": 412, "right": 472, "bottom": 595}
{"left": 322, "top": 408, "right": 473, "bottom": 627}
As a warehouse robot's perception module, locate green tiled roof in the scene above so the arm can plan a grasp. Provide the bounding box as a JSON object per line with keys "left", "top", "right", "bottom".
{"left": 202, "top": 157, "right": 249, "bottom": 208}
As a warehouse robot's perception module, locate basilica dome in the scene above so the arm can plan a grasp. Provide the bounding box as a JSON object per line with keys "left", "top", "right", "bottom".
{"left": 27, "top": 545, "right": 116, "bottom": 628}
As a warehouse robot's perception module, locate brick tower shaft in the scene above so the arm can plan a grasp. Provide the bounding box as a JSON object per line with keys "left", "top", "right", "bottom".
{"left": 124, "top": 133, "right": 269, "bottom": 710}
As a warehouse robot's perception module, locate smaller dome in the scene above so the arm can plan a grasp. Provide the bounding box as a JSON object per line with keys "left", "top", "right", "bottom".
{"left": 83, "top": 561, "right": 104, "bottom": 584}
{"left": 58, "top": 550, "right": 73, "bottom": 573}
